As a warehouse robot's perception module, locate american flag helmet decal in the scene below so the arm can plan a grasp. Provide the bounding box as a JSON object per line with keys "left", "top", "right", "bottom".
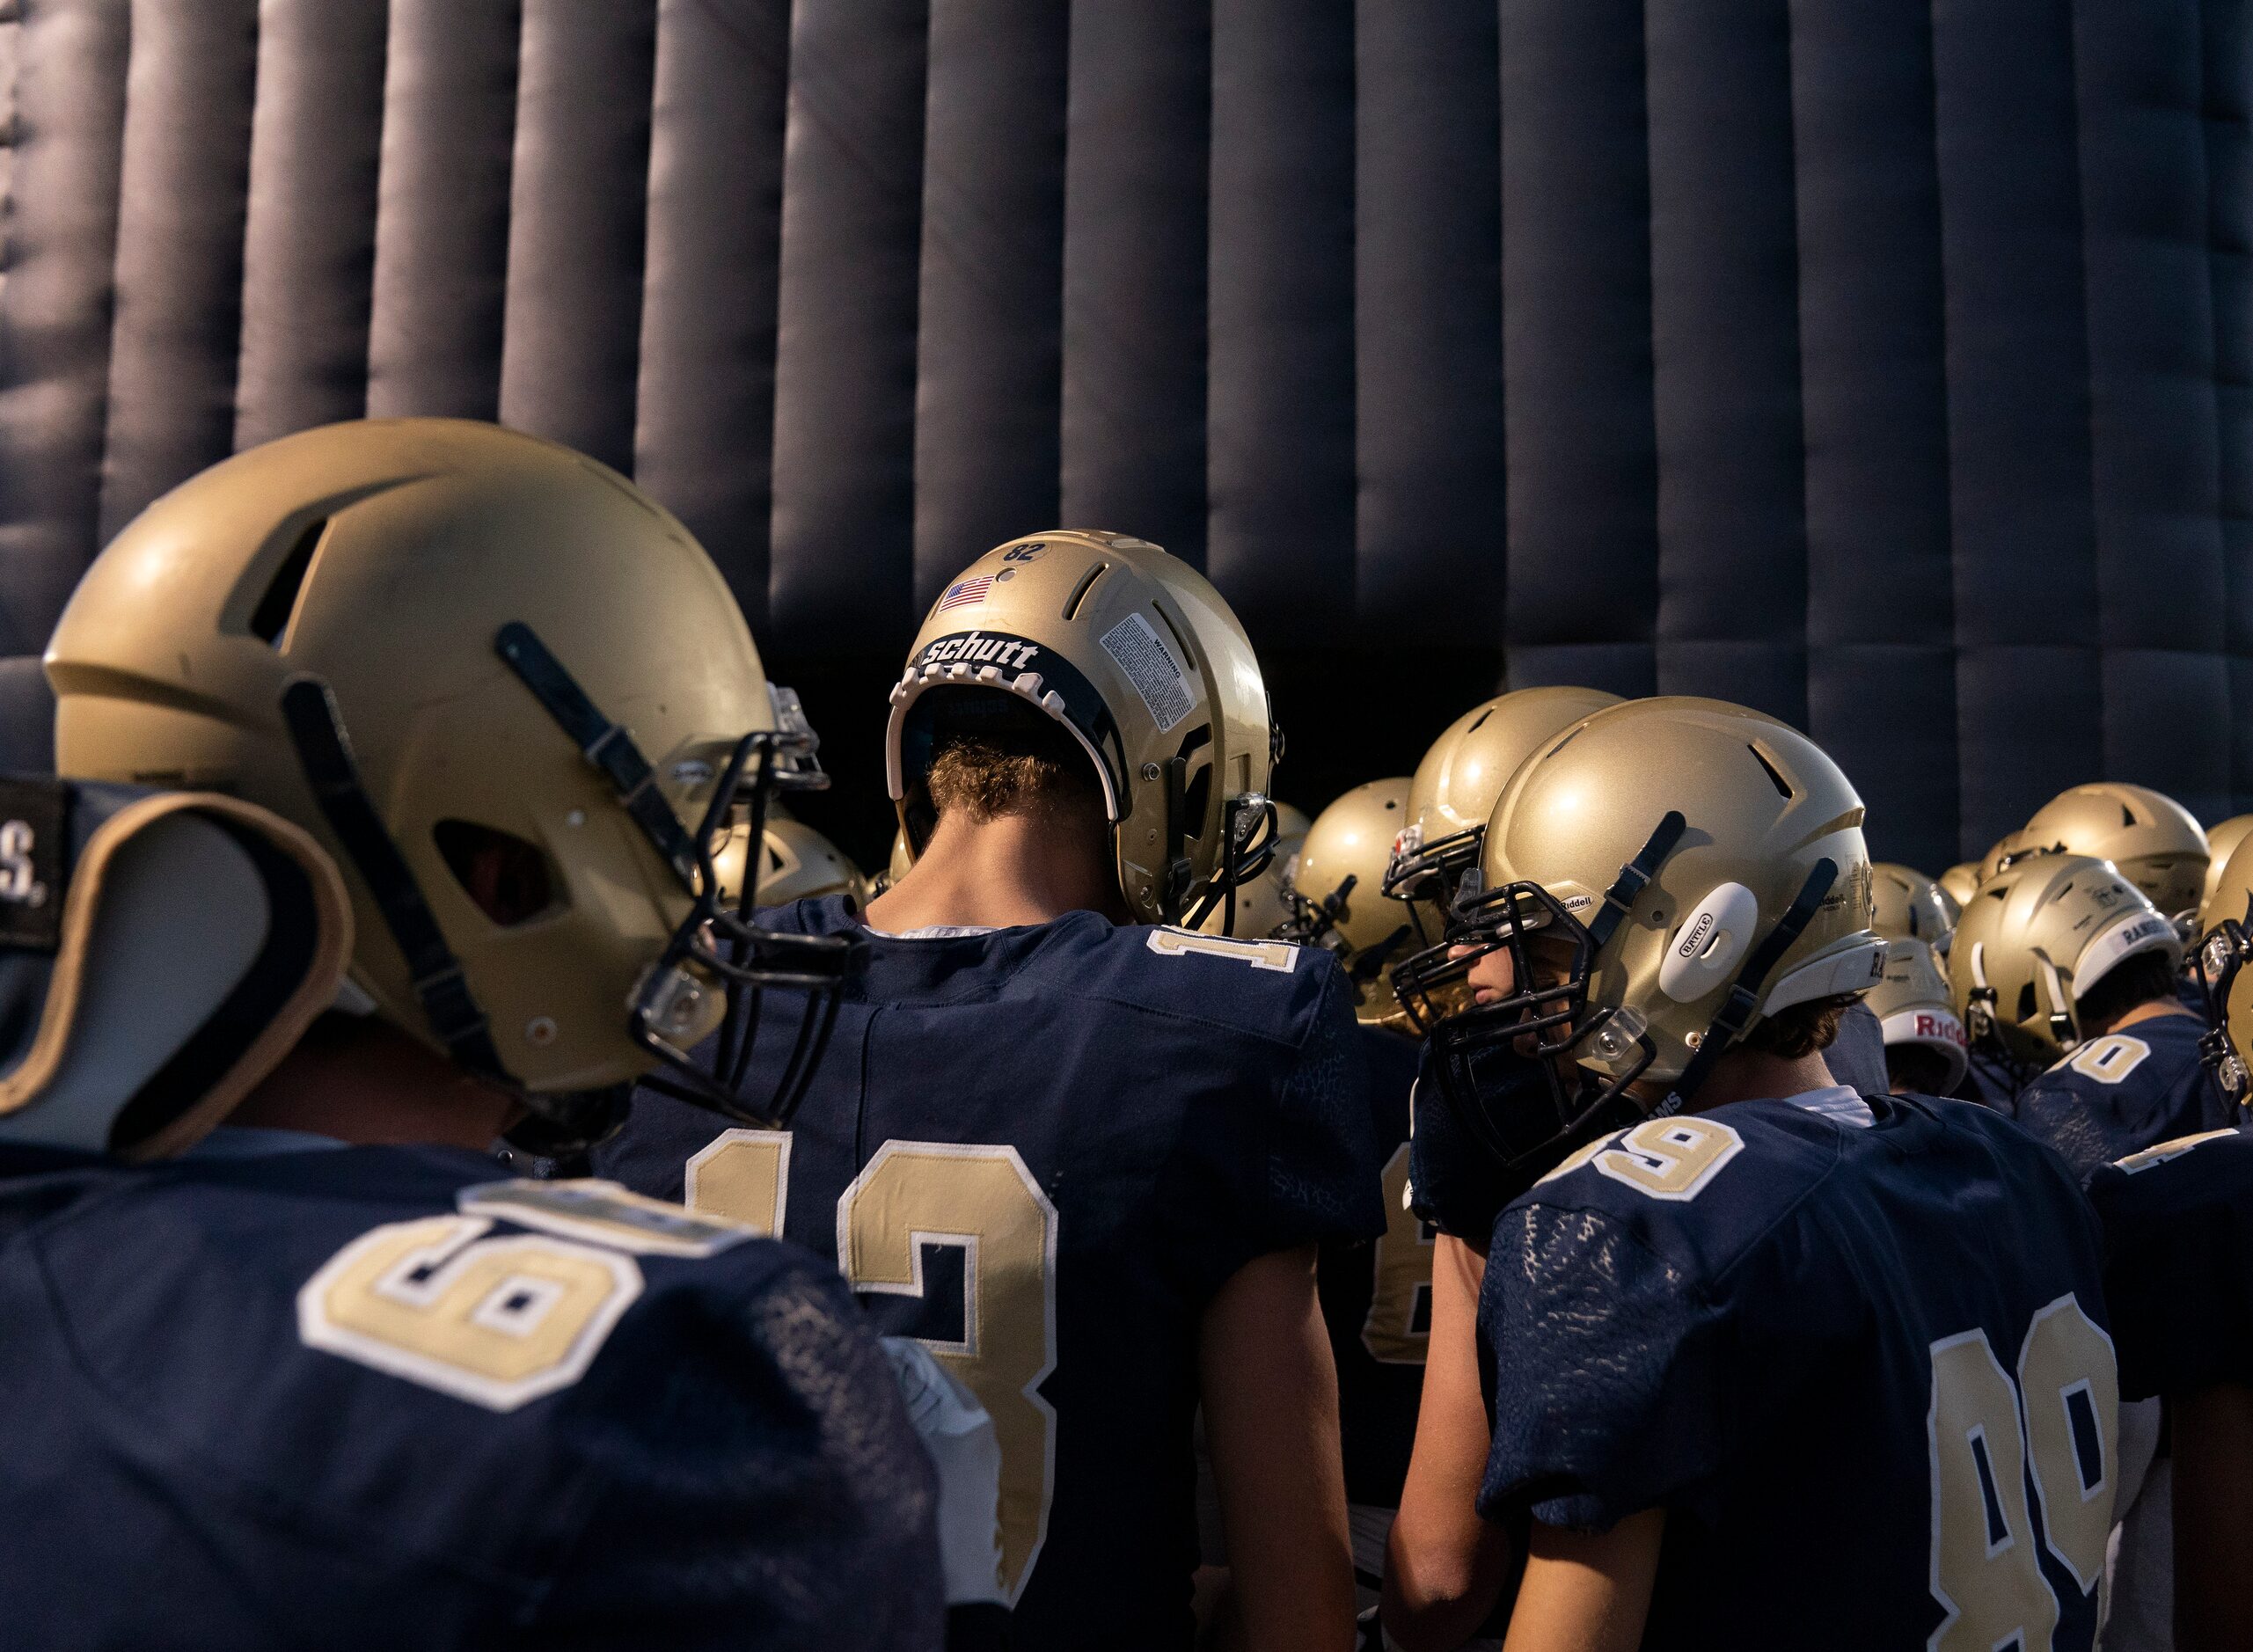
{"left": 936, "top": 575, "right": 995, "bottom": 612}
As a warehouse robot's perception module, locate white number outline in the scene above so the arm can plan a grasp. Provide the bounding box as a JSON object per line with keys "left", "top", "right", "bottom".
{"left": 2062, "top": 1034, "right": 2152, "bottom": 1086}
{"left": 1145, "top": 928, "right": 1298, "bottom": 972}
{"left": 1926, "top": 1296, "right": 2118, "bottom": 1650}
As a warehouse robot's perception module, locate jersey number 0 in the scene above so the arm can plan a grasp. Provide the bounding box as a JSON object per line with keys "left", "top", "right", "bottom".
{"left": 687, "top": 1130, "right": 1058, "bottom": 1606}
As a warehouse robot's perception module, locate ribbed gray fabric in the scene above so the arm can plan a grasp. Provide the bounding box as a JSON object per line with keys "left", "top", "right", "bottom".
{"left": 0, "top": 0, "right": 2245, "bottom": 870}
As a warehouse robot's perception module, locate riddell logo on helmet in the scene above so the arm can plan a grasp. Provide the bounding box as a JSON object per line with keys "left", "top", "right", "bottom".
{"left": 1913, "top": 1012, "right": 1968, "bottom": 1047}
{"left": 917, "top": 631, "right": 1042, "bottom": 671}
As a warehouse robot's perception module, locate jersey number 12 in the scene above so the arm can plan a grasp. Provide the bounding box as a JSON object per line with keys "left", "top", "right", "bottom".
{"left": 686, "top": 1130, "right": 1057, "bottom": 1606}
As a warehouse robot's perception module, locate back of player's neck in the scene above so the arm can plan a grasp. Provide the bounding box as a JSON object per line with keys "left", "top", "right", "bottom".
{"left": 230, "top": 1015, "right": 521, "bottom": 1151}
{"left": 865, "top": 809, "right": 1123, "bottom": 932}
{"left": 2089, "top": 996, "right": 2194, "bottom": 1037}
{"left": 1676, "top": 1046, "right": 1840, "bottom": 1113}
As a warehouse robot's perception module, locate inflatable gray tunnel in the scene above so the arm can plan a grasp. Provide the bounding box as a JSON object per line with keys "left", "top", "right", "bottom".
{"left": 0, "top": 0, "right": 2245, "bottom": 870}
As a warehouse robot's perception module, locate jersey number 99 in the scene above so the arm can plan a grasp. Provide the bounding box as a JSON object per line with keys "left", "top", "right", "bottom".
{"left": 1927, "top": 1296, "right": 2118, "bottom": 1652}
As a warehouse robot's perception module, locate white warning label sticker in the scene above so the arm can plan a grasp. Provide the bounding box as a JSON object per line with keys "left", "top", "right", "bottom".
{"left": 1099, "top": 611, "right": 1195, "bottom": 733}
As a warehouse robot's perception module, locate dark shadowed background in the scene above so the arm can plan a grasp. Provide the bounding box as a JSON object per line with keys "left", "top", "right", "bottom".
{"left": 0, "top": 0, "right": 2248, "bottom": 872}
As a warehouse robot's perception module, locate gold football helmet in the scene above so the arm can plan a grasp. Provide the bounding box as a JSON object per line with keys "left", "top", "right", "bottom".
{"left": 2202, "top": 814, "right": 2253, "bottom": 916}
{"left": 1385, "top": 686, "right": 1622, "bottom": 910}
{"left": 1937, "top": 860, "right": 1983, "bottom": 908}
{"left": 2014, "top": 782, "right": 2209, "bottom": 921}
{"left": 1949, "top": 852, "right": 2179, "bottom": 1067}
{"left": 1976, "top": 830, "right": 2030, "bottom": 887}
{"left": 714, "top": 814, "right": 870, "bottom": 912}
{"left": 1286, "top": 778, "right": 1418, "bottom": 1024}
{"left": 1869, "top": 863, "right": 1959, "bottom": 952}
{"left": 886, "top": 531, "right": 1280, "bottom": 926}
{"left": 2191, "top": 839, "right": 2253, "bottom": 1097}
{"left": 1394, "top": 698, "right": 1882, "bottom": 1175}
{"left": 1865, "top": 938, "right": 1968, "bottom": 1093}
{"left": 47, "top": 418, "right": 851, "bottom": 1147}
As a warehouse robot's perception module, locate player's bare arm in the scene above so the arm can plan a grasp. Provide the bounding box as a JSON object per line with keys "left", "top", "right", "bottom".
{"left": 1199, "top": 1244, "right": 1357, "bottom": 1652}
{"left": 1500, "top": 1511, "right": 1664, "bottom": 1652}
{"left": 2172, "top": 1382, "right": 2253, "bottom": 1652}
{"left": 1383, "top": 1233, "right": 1513, "bottom": 1651}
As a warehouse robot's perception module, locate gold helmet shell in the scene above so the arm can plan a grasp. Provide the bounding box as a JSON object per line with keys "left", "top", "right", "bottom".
{"left": 1949, "top": 852, "right": 2180, "bottom": 1065}
{"left": 1937, "top": 860, "right": 1983, "bottom": 908}
{"left": 1387, "top": 685, "right": 1623, "bottom": 905}
{"left": 47, "top": 418, "right": 785, "bottom": 1102}
{"left": 2016, "top": 782, "right": 2209, "bottom": 920}
{"left": 1976, "top": 830, "right": 2030, "bottom": 887}
{"left": 1869, "top": 863, "right": 1959, "bottom": 949}
{"left": 886, "top": 531, "right": 1276, "bottom": 925}
{"left": 1292, "top": 778, "right": 1418, "bottom": 1023}
{"left": 1865, "top": 938, "right": 1968, "bottom": 1093}
{"left": 1474, "top": 697, "right": 1882, "bottom": 1087}
{"left": 2202, "top": 814, "right": 2253, "bottom": 916}
{"left": 714, "top": 814, "right": 870, "bottom": 912}
{"left": 2205, "top": 830, "right": 2253, "bottom": 939}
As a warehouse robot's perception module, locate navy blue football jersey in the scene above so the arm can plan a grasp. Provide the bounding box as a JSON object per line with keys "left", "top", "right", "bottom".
{"left": 0, "top": 1141, "right": 944, "bottom": 1650}
{"left": 1316, "top": 1026, "right": 1427, "bottom": 1514}
{"left": 1404, "top": 1042, "right": 1511, "bottom": 1246}
{"left": 1477, "top": 1090, "right": 2118, "bottom": 1652}
{"left": 2008, "top": 1010, "right": 2243, "bottom": 1181}
{"left": 596, "top": 897, "right": 1384, "bottom": 1651}
{"left": 2088, "top": 1127, "right": 2253, "bottom": 1400}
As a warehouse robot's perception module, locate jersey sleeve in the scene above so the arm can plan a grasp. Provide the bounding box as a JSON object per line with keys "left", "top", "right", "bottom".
{"left": 2088, "top": 1132, "right": 2253, "bottom": 1400}
{"left": 523, "top": 1248, "right": 947, "bottom": 1651}
{"left": 2011, "top": 1069, "right": 2141, "bottom": 1184}
{"left": 1259, "top": 963, "right": 1387, "bottom": 1252}
{"left": 1477, "top": 1199, "right": 1732, "bottom": 1531}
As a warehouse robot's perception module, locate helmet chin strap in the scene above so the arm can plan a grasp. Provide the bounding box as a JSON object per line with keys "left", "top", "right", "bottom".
{"left": 2035, "top": 954, "right": 2078, "bottom": 1050}
{"left": 279, "top": 676, "right": 510, "bottom": 1085}
{"left": 1652, "top": 857, "right": 1840, "bottom": 1116}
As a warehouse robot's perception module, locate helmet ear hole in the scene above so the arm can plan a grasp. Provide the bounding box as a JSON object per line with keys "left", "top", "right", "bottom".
{"left": 433, "top": 819, "right": 559, "bottom": 927}
{"left": 2015, "top": 981, "right": 2038, "bottom": 1025}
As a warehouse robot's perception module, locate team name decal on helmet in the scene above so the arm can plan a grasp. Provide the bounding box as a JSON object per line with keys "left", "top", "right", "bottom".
{"left": 887, "top": 531, "right": 1280, "bottom": 927}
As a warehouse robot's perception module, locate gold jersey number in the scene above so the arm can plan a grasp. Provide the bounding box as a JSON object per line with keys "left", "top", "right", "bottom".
{"left": 1927, "top": 1295, "right": 2119, "bottom": 1651}
{"left": 297, "top": 1181, "right": 756, "bottom": 1414}
{"left": 687, "top": 1130, "right": 1059, "bottom": 1605}
{"left": 1362, "top": 1143, "right": 1432, "bottom": 1365}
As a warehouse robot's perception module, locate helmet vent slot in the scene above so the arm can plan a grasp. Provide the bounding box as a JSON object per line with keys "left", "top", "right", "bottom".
{"left": 2015, "top": 982, "right": 2037, "bottom": 1023}
{"left": 1152, "top": 603, "right": 1195, "bottom": 663}
{"left": 434, "top": 819, "right": 558, "bottom": 926}
{"left": 1062, "top": 561, "right": 1108, "bottom": 621}
{"left": 1467, "top": 707, "right": 1494, "bottom": 734}
{"left": 1746, "top": 742, "right": 1793, "bottom": 800}
{"left": 250, "top": 517, "right": 327, "bottom": 646}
